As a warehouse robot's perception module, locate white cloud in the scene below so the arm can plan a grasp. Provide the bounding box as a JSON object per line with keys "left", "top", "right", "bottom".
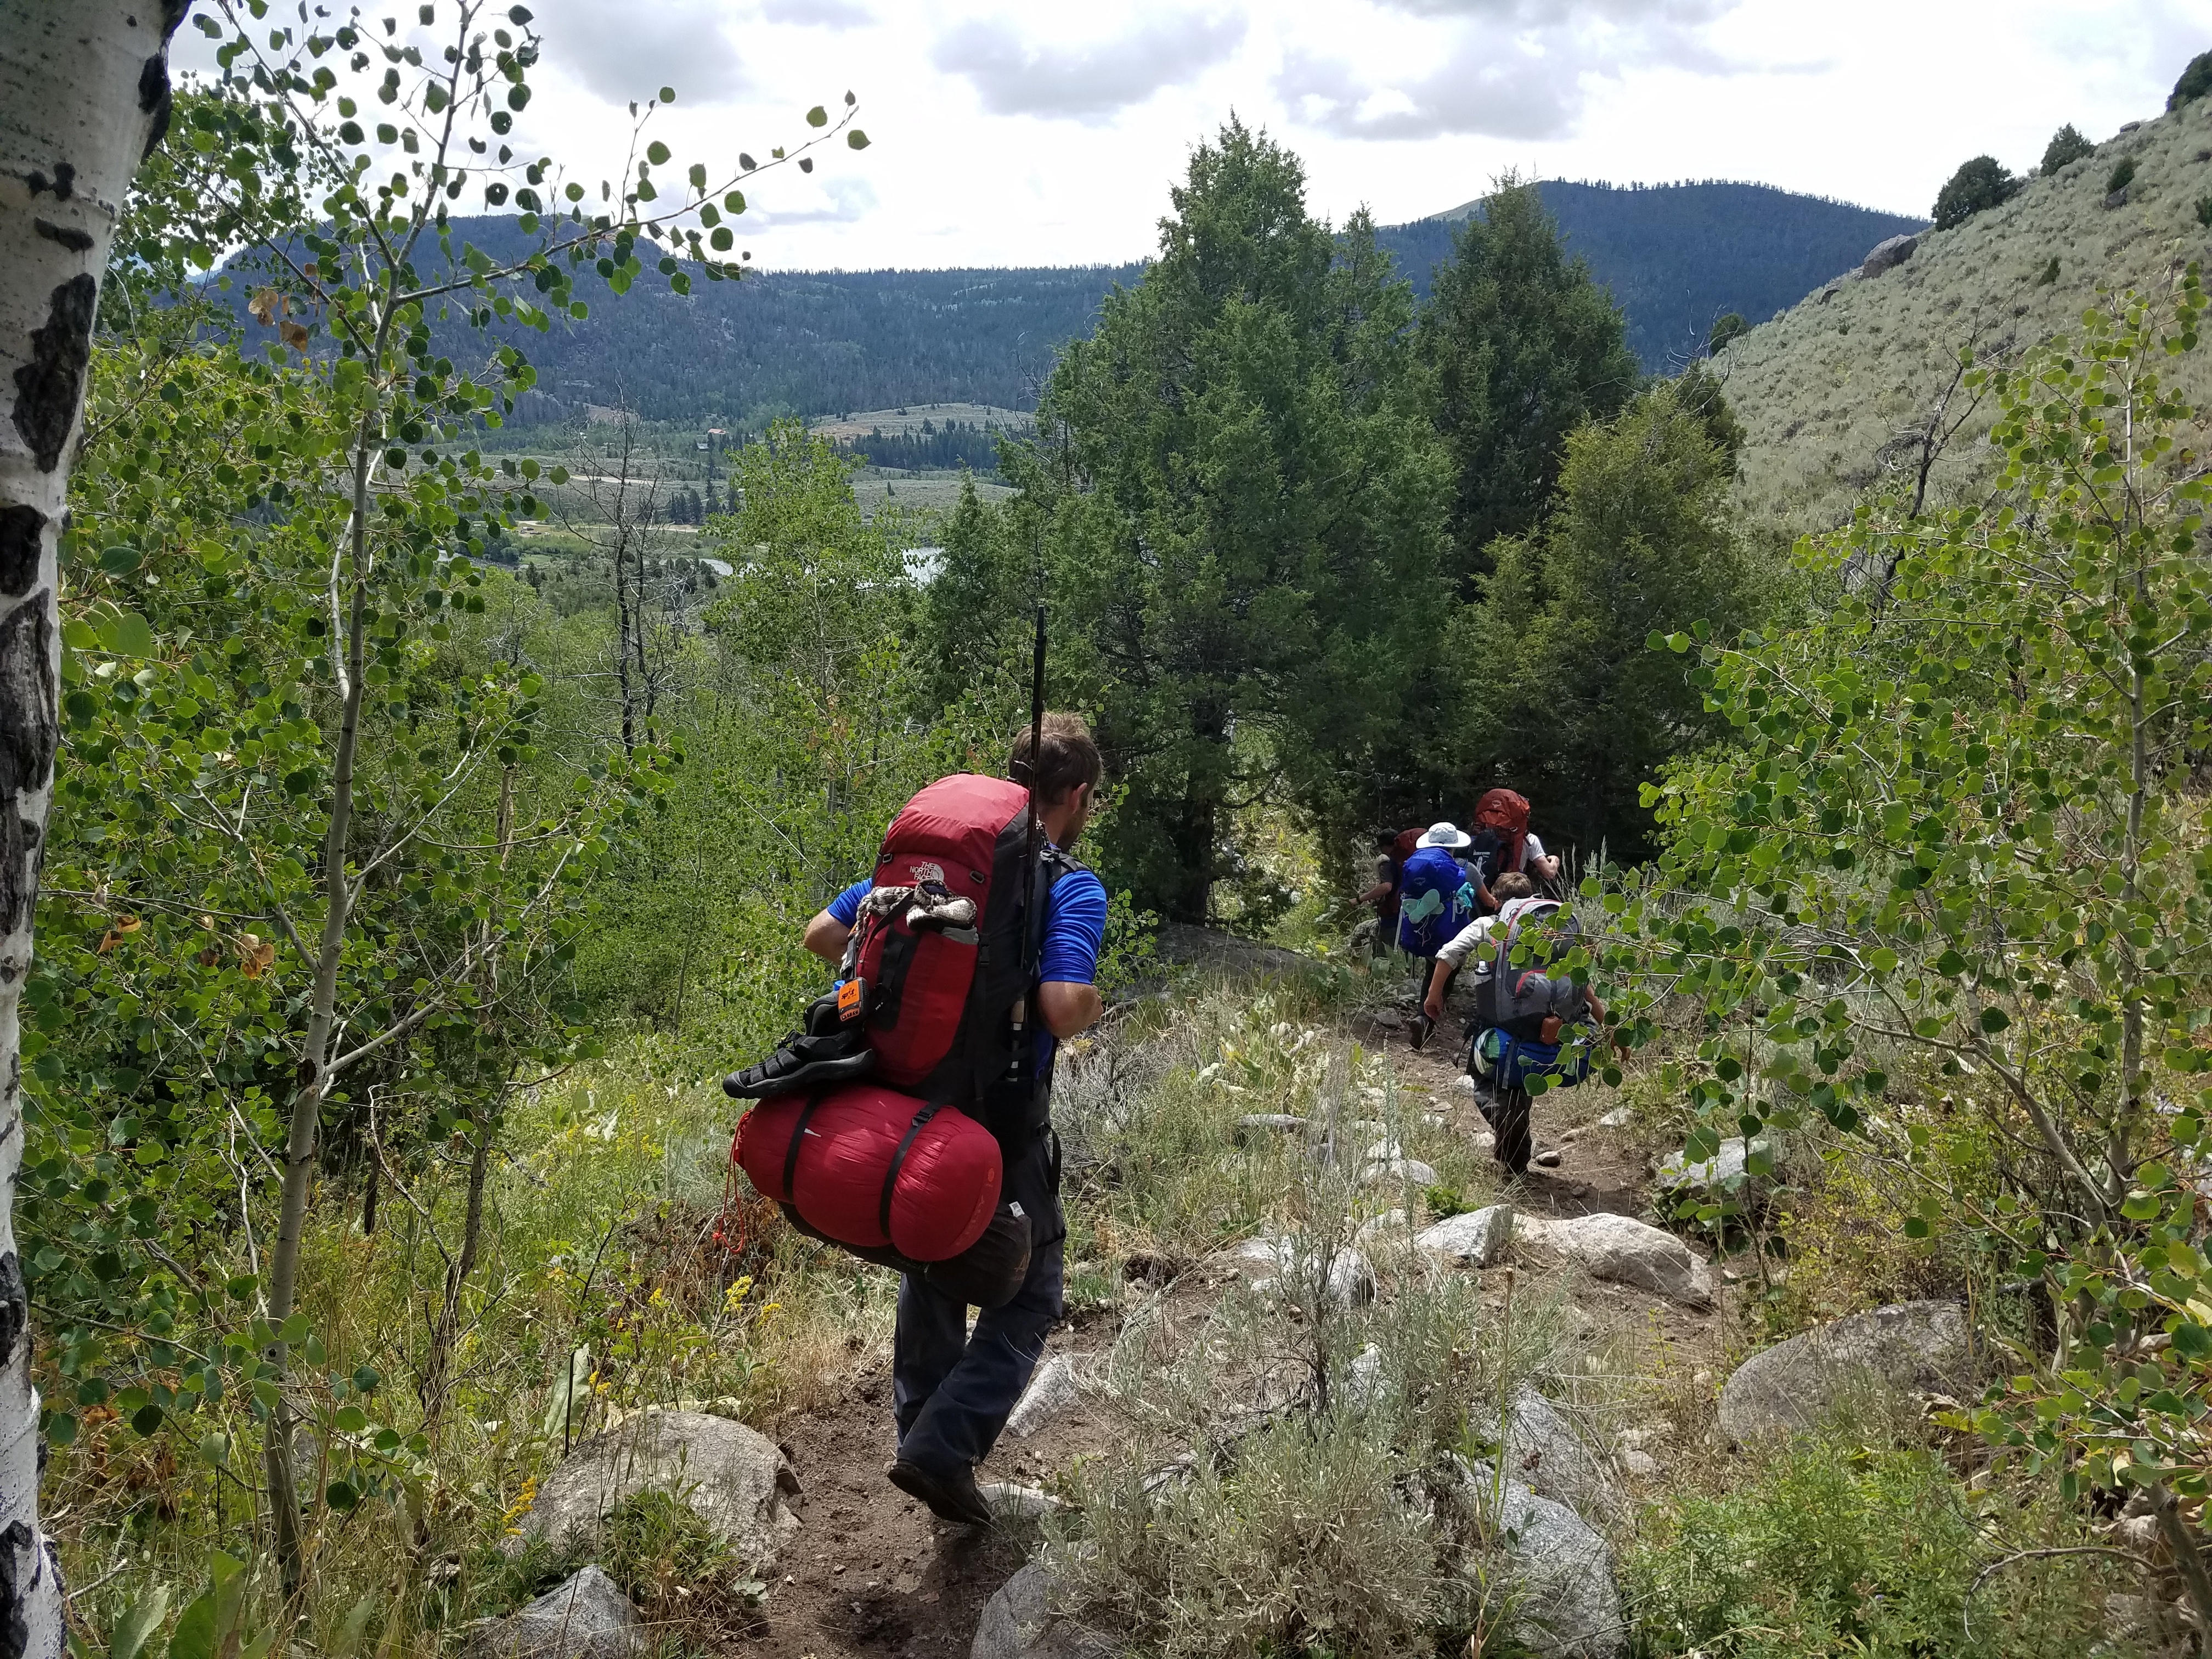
{"left": 760, "top": 0, "right": 877, "bottom": 26}
{"left": 932, "top": 8, "right": 1248, "bottom": 121}
{"left": 522, "top": 0, "right": 751, "bottom": 106}
{"left": 1279, "top": 0, "right": 1742, "bottom": 140}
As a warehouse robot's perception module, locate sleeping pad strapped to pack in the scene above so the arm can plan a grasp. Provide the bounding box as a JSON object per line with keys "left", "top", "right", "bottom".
{"left": 724, "top": 773, "right": 1054, "bottom": 1307}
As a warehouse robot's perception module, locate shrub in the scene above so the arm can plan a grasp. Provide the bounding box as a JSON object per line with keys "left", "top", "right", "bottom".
{"left": 2108, "top": 156, "right": 2138, "bottom": 197}
{"left": 1932, "top": 156, "right": 2020, "bottom": 229}
{"left": 1706, "top": 312, "right": 1749, "bottom": 356}
{"left": 2035, "top": 255, "right": 2059, "bottom": 285}
{"left": 2171, "top": 47, "right": 2212, "bottom": 109}
{"left": 1627, "top": 1428, "right": 2142, "bottom": 1658}
{"left": 2039, "top": 123, "right": 2093, "bottom": 176}
{"left": 2198, "top": 194, "right": 2212, "bottom": 228}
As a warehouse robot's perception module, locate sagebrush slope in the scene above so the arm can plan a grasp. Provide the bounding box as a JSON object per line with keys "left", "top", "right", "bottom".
{"left": 1718, "top": 97, "right": 2212, "bottom": 540}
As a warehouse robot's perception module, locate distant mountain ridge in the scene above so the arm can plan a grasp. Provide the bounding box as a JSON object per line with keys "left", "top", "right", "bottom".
{"left": 370, "top": 180, "right": 1926, "bottom": 430}
{"left": 1378, "top": 181, "right": 1927, "bottom": 370}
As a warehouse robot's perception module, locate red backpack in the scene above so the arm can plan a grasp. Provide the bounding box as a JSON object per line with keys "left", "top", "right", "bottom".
{"left": 845, "top": 772, "right": 1050, "bottom": 1104}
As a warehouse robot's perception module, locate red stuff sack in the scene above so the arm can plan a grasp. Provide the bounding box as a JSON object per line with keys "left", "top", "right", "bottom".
{"left": 735, "top": 1083, "right": 1002, "bottom": 1261}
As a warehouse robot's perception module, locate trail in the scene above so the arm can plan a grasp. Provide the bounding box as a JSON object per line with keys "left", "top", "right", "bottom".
{"left": 734, "top": 973, "right": 1733, "bottom": 1659}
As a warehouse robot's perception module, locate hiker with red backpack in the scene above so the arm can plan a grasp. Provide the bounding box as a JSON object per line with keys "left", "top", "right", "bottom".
{"left": 1354, "top": 826, "right": 1424, "bottom": 958}
{"left": 781, "top": 713, "right": 1108, "bottom": 1526}
{"left": 1465, "top": 788, "right": 1562, "bottom": 913}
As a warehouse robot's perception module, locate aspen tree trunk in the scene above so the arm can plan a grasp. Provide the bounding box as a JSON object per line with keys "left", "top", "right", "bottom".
{"left": 0, "top": 4, "right": 183, "bottom": 1649}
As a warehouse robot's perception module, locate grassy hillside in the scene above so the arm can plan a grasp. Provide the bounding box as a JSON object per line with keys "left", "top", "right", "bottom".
{"left": 1718, "top": 100, "right": 2212, "bottom": 539}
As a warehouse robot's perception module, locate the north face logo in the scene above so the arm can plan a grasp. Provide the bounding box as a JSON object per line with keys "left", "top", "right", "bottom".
{"left": 910, "top": 861, "right": 945, "bottom": 886}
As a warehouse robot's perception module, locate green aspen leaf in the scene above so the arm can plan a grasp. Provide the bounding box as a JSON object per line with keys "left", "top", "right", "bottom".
{"left": 2123, "top": 1190, "right": 2162, "bottom": 1221}
{"left": 60, "top": 618, "right": 97, "bottom": 651}
{"left": 1980, "top": 1006, "right": 2011, "bottom": 1033}
{"left": 44, "top": 1410, "right": 76, "bottom": 1447}
{"left": 646, "top": 140, "right": 670, "bottom": 166}
{"left": 99, "top": 545, "right": 142, "bottom": 575}
{"left": 334, "top": 1405, "right": 369, "bottom": 1432}
{"left": 688, "top": 162, "right": 706, "bottom": 191}
{"left": 806, "top": 104, "right": 828, "bottom": 127}
{"left": 101, "top": 612, "right": 155, "bottom": 657}
{"left": 131, "top": 1402, "right": 163, "bottom": 1435}
{"left": 659, "top": 85, "right": 675, "bottom": 104}
{"left": 723, "top": 190, "right": 744, "bottom": 215}
{"left": 848, "top": 129, "right": 870, "bottom": 150}
{"left": 326, "top": 1479, "right": 359, "bottom": 1511}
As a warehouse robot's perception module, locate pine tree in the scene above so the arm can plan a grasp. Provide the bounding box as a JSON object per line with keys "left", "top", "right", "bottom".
{"left": 1417, "top": 180, "right": 1639, "bottom": 585}
{"left": 960, "top": 121, "right": 1451, "bottom": 921}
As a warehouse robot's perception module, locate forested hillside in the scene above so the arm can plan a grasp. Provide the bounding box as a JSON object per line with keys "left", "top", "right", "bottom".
{"left": 345, "top": 180, "right": 1922, "bottom": 431}
{"left": 1380, "top": 180, "right": 1927, "bottom": 369}
{"left": 18, "top": 12, "right": 2212, "bottom": 1659}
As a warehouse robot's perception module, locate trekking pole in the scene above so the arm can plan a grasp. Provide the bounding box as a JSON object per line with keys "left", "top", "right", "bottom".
{"left": 1007, "top": 602, "right": 1047, "bottom": 1081}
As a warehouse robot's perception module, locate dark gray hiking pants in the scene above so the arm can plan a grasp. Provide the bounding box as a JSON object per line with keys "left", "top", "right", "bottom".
{"left": 892, "top": 1130, "right": 1064, "bottom": 1474}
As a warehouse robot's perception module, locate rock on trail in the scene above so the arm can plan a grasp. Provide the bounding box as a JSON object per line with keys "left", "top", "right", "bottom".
{"left": 970, "top": 1562, "right": 1114, "bottom": 1659}
{"left": 1516, "top": 1212, "right": 1714, "bottom": 1308}
{"left": 511, "top": 1408, "right": 802, "bottom": 1567}
{"left": 466, "top": 1566, "right": 641, "bottom": 1659}
{"left": 1719, "top": 1300, "right": 1971, "bottom": 1441}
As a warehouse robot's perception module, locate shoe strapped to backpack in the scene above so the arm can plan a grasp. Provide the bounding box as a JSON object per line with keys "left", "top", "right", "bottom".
{"left": 723, "top": 990, "right": 876, "bottom": 1099}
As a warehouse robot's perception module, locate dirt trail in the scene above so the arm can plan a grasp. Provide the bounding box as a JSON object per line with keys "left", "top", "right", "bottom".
{"left": 742, "top": 997, "right": 1728, "bottom": 1658}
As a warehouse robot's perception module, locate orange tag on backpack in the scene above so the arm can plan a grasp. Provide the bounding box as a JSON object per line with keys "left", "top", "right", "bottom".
{"left": 838, "top": 978, "right": 867, "bottom": 1022}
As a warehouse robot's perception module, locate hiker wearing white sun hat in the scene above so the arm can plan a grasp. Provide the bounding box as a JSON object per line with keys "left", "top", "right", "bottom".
{"left": 1396, "top": 822, "right": 1477, "bottom": 1050}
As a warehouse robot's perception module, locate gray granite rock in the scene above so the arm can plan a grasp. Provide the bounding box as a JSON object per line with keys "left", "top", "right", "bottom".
{"left": 1719, "top": 1301, "right": 1971, "bottom": 1441}
{"left": 1416, "top": 1204, "right": 1515, "bottom": 1268}
{"left": 1861, "top": 233, "right": 1918, "bottom": 277}
{"left": 1006, "top": 1353, "right": 1079, "bottom": 1440}
{"left": 1224, "top": 1233, "right": 1376, "bottom": 1307}
{"left": 513, "top": 1409, "right": 800, "bottom": 1568}
{"left": 971, "top": 1563, "right": 1114, "bottom": 1659}
{"left": 1470, "top": 1385, "right": 1622, "bottom": 1521}
{"left": 467, "top": 1567, "right": 640, "bottom": 1659}
{"left": 1516, "top": 1212, "right": 1713, "bottom": 1308}
{"left": 1457, "top": 1466, "right": 1625, "bottom": 1658}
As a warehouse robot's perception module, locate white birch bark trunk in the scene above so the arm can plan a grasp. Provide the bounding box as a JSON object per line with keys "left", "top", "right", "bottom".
{"left": 0, "top": 4, "right": 182, "bottom": 1651}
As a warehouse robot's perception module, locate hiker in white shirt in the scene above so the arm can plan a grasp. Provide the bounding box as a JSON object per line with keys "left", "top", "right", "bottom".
{"left": 1422, "top": 872, "right": 1538, "bottom": 1026}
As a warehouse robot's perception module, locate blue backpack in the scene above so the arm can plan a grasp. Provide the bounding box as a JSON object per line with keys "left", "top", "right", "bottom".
{"left": 1395, "top": 845, "right": 1474, "bottom": 956}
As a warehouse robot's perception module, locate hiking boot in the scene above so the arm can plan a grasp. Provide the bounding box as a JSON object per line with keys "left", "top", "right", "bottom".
{"left": 1408, "top": 1015, "right": 1431, "bottom": 1053}
{"left": 887, "top": 1457, "right": 995, "bottom": 1527}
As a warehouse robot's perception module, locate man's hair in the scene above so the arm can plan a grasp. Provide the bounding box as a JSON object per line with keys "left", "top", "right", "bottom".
{"left": 1492, "top": 872, "right": 1537, "bottom": 902}
{"left": 1009, "top": 712, "right": 1102, "bottom": 805}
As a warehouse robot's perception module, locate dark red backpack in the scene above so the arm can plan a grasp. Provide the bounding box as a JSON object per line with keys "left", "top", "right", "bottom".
{"left": 845, "top": 773, "right": 1049, "bottom": 1111}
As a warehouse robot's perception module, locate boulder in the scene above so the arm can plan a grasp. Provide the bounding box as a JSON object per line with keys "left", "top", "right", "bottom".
{"left": 1861, "top": 234, "right": 1917, "bottom": 278}
{"left": 1593, "top": 1105, "right": 1634, "bottom": 1129}
{"left": 467, "top": 1567, "right": 640, "bottom": 1659}
{"left": 1462, "top": 1468, "right": 1626, "bottom": 1658}
{"left": 1516, "top": 1213, "right": 1713, "bottom": 1309}
{"left": 971, "top": 1562, "right": 1114, "bottom": 1659}
{"left": 1006, "top": 1353, "right": 1080, "bottom": 1439}
{"left": 1353, "top": 1159, "right": 1442, "bottom": 1194}
{"left": 1655, "top": 1136, "right": 1770, "bottom": 1210}
{"left": 512, "top": 1409, "right": 800, "bottom": 1568}
{"left": 1416, "top": 1204, "right": 1515, "bottom": 1268}
{"left": 1469, "top": 1386, "right": 1621, "bottom": 1521}
{"left": 1719, "top": 1301, "right": 1972, "bottom": 1442}
{"left": 1224, "top": 1233, "right": 1375, "bottom": 1308}
{"left": 2106, "top": 186, "right": 2130, "bottom": 208}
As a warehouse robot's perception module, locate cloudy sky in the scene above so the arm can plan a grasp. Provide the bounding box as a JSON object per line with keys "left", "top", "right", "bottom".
{"left": 193, "top": 0, "right": 2212, "bottom": 270}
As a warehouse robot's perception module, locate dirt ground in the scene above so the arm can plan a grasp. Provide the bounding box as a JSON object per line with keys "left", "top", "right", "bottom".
{"left": 740, "top": 996, "right": 1730, "bottom": 1658}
